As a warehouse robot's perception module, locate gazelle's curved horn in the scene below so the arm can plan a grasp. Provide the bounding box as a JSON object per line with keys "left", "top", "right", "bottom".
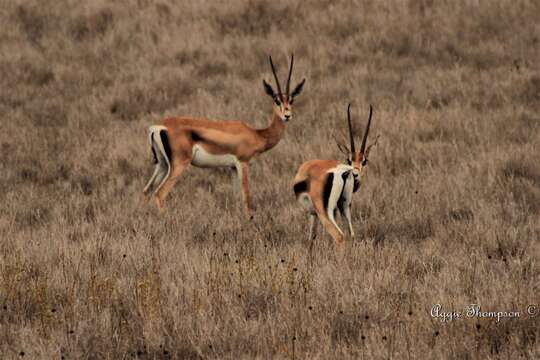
{"left": 359, "top": 105, "right": 373, "bottom": 154}
{"left": 347, "top": 104, "right": 356, "bottom": 154}
{"left": 269, "top": 56, "right": 283, "bottom": 96}
{"left": 286, "top": 54, "right": 294, "bottom": 95}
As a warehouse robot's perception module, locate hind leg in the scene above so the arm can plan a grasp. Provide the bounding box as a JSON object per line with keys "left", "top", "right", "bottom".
{"left": 153, "top": 159, "right": 190, "bottom": 211}
{"left": 313, "top": 199, "right": 344, "bottom": 248}
{"left": 148, "top": 163, "right": 169, "bottom": 197}
{"left": 342, "top": 205, "right": 355, "bottom": 238}
{"left": 307, "top": 214, "right": 318, "bottom": 265}
{"left": 308, "top": 214, "right": 318, "bottom": 241}
{"left": 319, "top": 216, "right": 344, "bottom": 248}
{"left": 143, "top": 165, "right": 160, "bottom": 195}
{"left": 143, "top": 132, "right": 168, "bottom": 195}
{"left": 144, "top": 141, "right": 170, "bottom": 195}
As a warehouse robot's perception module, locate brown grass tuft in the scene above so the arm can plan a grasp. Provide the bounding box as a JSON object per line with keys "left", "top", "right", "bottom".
{"left": 1, "top": 0, "right": 539, "bottom": 358}
{"left": 69, "top": 9, "right": 114, "bottom": 41}
{"left": 16, "top": 5, "right": 48, "bottom": 45}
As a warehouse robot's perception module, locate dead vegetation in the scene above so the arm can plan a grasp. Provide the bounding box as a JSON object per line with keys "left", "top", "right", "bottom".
{"left": 0, "top": 0, "right": 539, "bottom": 358}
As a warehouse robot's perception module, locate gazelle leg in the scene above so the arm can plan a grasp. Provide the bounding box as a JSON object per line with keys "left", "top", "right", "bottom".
{"left": 153, "top": 160, "right": 190, "bottom": 211}
{"left": 236, "top": 161, "right": 252, "bottom": 217}
{"left": 150, "top": 164, "right": 169, "bottom": 199}
{"left": 343, "top": 205, "right": 355, "bottom": 238}
{"left": 327, "top": 206, "right": 343, "bottom": 239}
{"left": 144, "top": 140, "right": 166, "bottom": 195}
{"left": 143, "top": 164, "right": 161, "bottom": 195}
{"left": 322, "top": 172, "right": 347, "bottom": 247}
{"left": 308, "top": 214, "right": 317, "bottom": 241}
{"left": 313, "top": 200, "right": 344, "bottom": 248}
{"left": 308, "top": 214, "right": 318, "bottom": 265}
{"left": 319, "top": 216, "right": 344, "bottom": 248}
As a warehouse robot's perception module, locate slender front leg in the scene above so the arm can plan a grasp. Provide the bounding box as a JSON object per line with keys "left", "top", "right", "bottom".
{"left": 236, "top": 161, "right": 252, "bottom": 216}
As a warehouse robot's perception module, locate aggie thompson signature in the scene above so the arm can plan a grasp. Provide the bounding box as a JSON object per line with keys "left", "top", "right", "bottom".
{"left": 431, "top": 304, "right": 539, "bottom": 322}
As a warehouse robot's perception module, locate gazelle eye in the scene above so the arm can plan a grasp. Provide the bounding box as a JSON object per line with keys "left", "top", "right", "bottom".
{"left": 274, "top": 98, "right": 281, "bottom": 106}
{"left": 361, "top": 158, "right": 368, "bottom": 166}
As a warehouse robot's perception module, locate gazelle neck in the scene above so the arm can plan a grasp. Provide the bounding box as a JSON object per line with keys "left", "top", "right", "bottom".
{"left": 257, "top": 111, "right": 285, "bottom": 152}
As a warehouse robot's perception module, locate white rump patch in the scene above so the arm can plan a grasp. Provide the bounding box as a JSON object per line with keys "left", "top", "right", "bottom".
{"left": 326, "top": 164, "right": 354, "bottom": 235}
{"left": 145, "top": 125, "right": 171, "bottom": 195}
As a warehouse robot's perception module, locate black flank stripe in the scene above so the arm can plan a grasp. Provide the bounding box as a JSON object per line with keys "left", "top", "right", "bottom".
{"left": 191, "top": 131, "right": 203, "bottom": 142}
{"left": 293, "top": 180, "right": 308, "bottom": 197}
{"left": 322, "top": 173, "right": 334, "bottom": 211}
{"left": 159, "top": 130, "right": 172, "bottom": 162}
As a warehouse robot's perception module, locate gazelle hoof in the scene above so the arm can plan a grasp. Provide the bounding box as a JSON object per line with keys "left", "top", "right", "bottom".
{"left": 154, "top": 197, "right": 165, "bottom": 213}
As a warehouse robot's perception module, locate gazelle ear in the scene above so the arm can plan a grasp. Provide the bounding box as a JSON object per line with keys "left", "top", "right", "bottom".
{"left": 290, "top": 78, "right": 305, "bottom": 99}
{"left": 263, "top": 80, "right": 275, "bottom": 98}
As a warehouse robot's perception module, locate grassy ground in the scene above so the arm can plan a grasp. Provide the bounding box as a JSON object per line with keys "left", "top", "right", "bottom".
{"left": 1, "top": 0, "right": 539, "bottom": 358}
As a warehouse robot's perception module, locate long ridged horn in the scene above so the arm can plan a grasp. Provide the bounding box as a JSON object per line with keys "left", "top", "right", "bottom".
{"left": 286, "top": 54, "right": 294, "bottom": 95}
{"left": 359, "top": 105, "right": 373, "bottom": 154}
{"left": 347, "top": 104, "right": 356, "bottom": 154}
{"left": 269, "top": 56, "right": 283, "bottom": 97}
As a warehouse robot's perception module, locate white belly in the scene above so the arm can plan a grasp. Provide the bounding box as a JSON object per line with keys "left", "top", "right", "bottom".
{"left": 191, "top": 145, "right": 239, "bottom": 168}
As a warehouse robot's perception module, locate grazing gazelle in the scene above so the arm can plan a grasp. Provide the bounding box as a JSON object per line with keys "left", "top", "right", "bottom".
{"left": 143, "top": 55, "right": 305, "bottom": 216}
{"left": 293, "top": 104, "right": 378, "bottom": 247}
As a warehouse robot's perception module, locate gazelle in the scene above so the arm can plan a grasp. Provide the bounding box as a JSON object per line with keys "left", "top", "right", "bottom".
{"left": 143, "top": 55, "right": 305, "bottom": 216}
{"left": 293, "top": 104, "right": 378, "bottom": 247}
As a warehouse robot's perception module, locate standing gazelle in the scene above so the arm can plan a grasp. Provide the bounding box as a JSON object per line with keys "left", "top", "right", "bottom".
{"left": 143, "top": 55, "right": 305, "bottom": 216}
{"left": 293, "top": 104, "right": 378, "bottom": 247}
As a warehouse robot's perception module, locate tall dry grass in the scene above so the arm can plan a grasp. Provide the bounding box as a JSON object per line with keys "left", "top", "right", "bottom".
{"left": 0, "top": 0, "right": 539, "bottom": 358}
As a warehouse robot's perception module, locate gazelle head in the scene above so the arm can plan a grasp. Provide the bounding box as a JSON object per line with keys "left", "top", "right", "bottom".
{"left": 337, "top": 104, "right": 379, "bottom": 179}
{"left": 263, "top": 54, "right": 305, "bottom": 122}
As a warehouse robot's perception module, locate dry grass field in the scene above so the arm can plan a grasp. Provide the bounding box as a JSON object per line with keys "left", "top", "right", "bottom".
{"left": 1, "top": 0, "right": 539, "bottom": 358}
